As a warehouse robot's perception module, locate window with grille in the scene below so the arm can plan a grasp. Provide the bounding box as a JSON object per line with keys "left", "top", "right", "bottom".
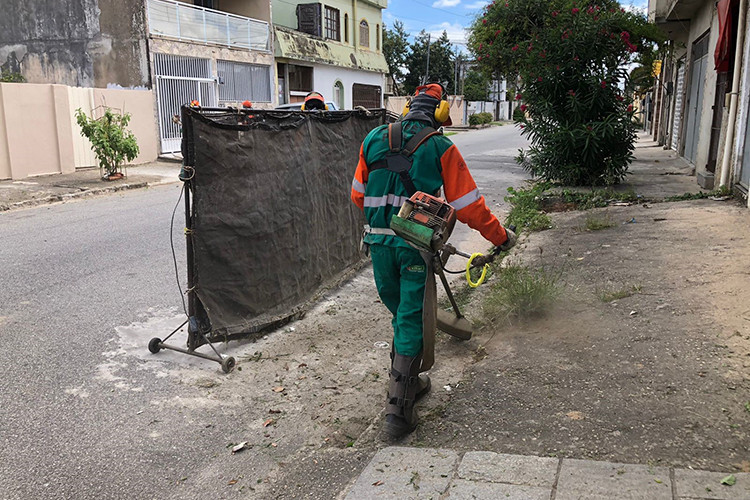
{"left": 359, "top": 20, "right": 369, "bottom": 48}
{"left": 324, "top": 7, "right": 340, "bottom": 41}
{"left": 217, "top": 60, "right": 272, "bottom": 103}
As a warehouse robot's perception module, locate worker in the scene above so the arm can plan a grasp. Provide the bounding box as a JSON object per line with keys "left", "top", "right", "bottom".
{"left": 351, "top": 83, "right": 516, "bottom": 438}
{"left": 301, "top": 91, "right": 328, "bottom": 111}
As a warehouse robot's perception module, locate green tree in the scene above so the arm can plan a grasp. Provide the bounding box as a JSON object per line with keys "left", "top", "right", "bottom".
{"left": 626, "top": 46, "right": 660, "bottom": 95}
{"left": 463, "top": 68, "right": 491, "bottom": 101}
{"left": 383, "top": 20, "right": 410, "bottom": 96}
{"left": 469, "top": 0, "right": 662, "bottom": 185}
{"left": 404, "top": 30, "right": 456, "bottom": 96}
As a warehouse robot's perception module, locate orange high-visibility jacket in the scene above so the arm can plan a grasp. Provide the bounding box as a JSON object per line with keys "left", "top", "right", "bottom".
{"left": 352, "top": 120, "right": 508, "bottom": 248}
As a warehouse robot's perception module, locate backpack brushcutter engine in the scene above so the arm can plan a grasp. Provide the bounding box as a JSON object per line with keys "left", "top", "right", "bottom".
{"left": 390, "top": 192, "right": 457, "bottom": 253}
{"left": 390, "top": 192, "right": 481, "bottom": 340}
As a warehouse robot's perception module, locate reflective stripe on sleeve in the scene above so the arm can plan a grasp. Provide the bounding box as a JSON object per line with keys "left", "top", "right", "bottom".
{"left": 352, "top": 178, "right": 366, "bottom": 194}
{"left": 448, "top": 188, "right": 481, "bottom": 210}
{"left": 363, "top": 193, "right": 409, "bottom": 208}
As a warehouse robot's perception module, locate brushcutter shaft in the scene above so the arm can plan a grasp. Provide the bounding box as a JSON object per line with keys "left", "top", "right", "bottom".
{"left": 441, "top": 243, "right": 471, "bottom": 259}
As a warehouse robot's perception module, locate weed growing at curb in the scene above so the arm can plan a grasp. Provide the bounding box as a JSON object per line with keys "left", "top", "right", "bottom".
{"left": 583, "top": 213, "right": 616, "bottom": 231}
{"left": 560, "top": 188, "right": 638, "bottom": 210}
{"left": 505, "top": 183, "right": 553, "bottom": 232}
{"left": 483, "top": 263, "right": 561, "bottom": 322}
{"left": 664, "top": 186, "right": 732, "bottom": 202}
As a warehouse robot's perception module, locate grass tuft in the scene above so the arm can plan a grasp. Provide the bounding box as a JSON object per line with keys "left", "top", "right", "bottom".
{"left": 483, "top": 263, "right": 561, "bottom": 322}
{"left": 583, "top": 213, "right": 615, "bottom": 231}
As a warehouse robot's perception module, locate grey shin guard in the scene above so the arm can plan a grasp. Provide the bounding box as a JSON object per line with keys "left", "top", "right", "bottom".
{"left": 384, "top": 352, "right": 430, "bottom": 438}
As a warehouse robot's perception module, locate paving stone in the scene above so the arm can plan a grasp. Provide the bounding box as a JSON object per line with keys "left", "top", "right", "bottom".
{"left": 344, "top": 446, "right": 459, "bottom": 500}
{"left": 556, "top": 459, "right": 672, "bottom": 500}
{"left": 674, "top": 469, "right": 750, "bottom": 499}
{"left": 446, "top": 479, "right": 551, "bottom": 499}
{"left": 457, "top": 451, "right": 559, "bottom": 488}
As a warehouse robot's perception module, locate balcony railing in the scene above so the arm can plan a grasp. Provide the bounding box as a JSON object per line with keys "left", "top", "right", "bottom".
{"left": 147, "top": 0, "right": 270, "bottom": 51}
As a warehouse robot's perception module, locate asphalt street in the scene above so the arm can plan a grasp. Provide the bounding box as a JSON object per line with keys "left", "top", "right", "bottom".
{"left": 0, "top": 124, "right": 528, "bottom": 499}
{"left": 448, "top": 124, "right": 530, "bottom": 247}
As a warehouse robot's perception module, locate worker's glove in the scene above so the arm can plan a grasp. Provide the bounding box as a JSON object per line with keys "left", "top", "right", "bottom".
{"left": 493, "top": 227, "right": 517, "bottom": 255}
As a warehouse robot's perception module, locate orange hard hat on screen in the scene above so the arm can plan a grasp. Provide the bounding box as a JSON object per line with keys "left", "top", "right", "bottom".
{"left": 303, "top": 92, "right": 327, "bottom": 110}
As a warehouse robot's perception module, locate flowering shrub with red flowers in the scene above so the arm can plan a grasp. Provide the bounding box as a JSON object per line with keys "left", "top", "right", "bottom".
{"left": 469, "top": 0, "right": 662, "bottom": 185}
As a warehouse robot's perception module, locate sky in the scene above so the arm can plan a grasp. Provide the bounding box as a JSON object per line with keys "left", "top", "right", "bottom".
{"left": 382, "top": 0, "right": 650, "bottom": 50}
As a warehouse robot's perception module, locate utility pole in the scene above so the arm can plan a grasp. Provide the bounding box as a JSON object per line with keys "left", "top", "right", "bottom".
{"left": 454, "top": 55, "right": 458, "bottom": 95}
{"left": 422, "top": 33, "right": 431, "bottom": 85}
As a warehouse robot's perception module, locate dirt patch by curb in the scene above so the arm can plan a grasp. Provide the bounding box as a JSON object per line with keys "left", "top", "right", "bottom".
{"left": 418, "top": 199, "right": 750, "bottom": 473}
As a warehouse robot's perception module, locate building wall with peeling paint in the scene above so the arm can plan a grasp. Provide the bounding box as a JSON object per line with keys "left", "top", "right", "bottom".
{"left": 148, "top": 37, "right": 276, "bottom": 107}
{"left": 272, "top": 0, "right": 388, "bottom": 107}
{"left": 0, "top": 0, "right": 150, "bottom": 88}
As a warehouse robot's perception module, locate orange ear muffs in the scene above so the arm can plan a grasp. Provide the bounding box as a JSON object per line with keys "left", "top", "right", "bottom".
{"left": 434, "top": 100, "right": 450, "bottom": 123}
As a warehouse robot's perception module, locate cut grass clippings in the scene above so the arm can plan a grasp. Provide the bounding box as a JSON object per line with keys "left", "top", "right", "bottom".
{"left": 598, "top": 284, "right": 642, "bottom": 303}
{"left": 483, "top": 263, "right": 561, "bottom": 322}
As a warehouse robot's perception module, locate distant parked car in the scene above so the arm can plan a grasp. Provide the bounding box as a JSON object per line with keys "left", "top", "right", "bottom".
{"left": 274, "top": 101, "right": 339, "bottom": 111}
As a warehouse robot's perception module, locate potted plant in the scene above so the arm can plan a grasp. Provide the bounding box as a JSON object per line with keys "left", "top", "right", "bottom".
{"left": 75, "top": 107, "right": 139, "bottom": 181}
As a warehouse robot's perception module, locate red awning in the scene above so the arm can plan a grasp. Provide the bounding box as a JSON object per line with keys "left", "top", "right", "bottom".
{"left": 715, "top": 0, "right": 734, "bottom": 72}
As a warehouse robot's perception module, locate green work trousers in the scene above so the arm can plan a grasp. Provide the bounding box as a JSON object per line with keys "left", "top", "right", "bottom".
{"left": 370, "top": 244, "right": 428, "bottom": 357}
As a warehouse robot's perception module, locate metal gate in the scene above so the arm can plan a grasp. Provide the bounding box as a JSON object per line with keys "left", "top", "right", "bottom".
{"left": 741, "top": 108, "right": 750, "bottom": 189}
{"left": 153, "top": 53, "right": 217, "bottom": 153}
{"left": 670, "top": 62, "right": 685, "bottom": 152}
{"left": 684, "top": 34, "right": 709, "bottom": 164}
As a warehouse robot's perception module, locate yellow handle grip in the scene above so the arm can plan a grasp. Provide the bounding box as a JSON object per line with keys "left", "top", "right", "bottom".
{"left": 466, "top": 253, "right": 489, "bottom": 288}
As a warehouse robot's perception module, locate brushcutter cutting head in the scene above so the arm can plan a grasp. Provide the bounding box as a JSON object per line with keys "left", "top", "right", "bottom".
{"left": 436, "top": 310, "right": 473, "bottom": 340}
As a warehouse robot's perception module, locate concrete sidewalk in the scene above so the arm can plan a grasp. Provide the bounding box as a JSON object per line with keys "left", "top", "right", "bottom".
{"left": 344, "top": 447, "right": 750, "bottom": 499}
{"left": 0, "top": 160, "right": 181, "bottom": 211}
{"left": 341, "top": 135, "right": 749, "bottom": 500}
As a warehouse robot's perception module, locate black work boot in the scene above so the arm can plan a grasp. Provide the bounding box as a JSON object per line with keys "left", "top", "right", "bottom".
{"left": 384, "top": 352, "right": 429, "bottom": 438}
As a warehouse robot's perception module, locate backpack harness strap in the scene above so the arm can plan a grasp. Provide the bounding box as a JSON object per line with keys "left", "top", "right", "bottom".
{"left": 369, "top": 122, "right": 441, "bottom": 196}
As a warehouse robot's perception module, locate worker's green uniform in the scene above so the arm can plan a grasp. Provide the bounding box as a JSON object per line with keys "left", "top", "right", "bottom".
{"left": 352, "top": 118, "right": 506, "bottom": 367}
{"left": 352, "top": 83, "right": 509, "bottom": 437}
{"left": 352, "top": 121, "right": 449, "bottom": 359}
